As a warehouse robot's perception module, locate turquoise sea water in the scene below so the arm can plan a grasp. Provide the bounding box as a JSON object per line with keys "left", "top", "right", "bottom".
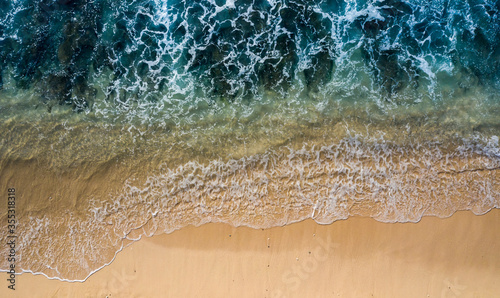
{"left": 0, "top": 0, "right": 499, "bottom": 280}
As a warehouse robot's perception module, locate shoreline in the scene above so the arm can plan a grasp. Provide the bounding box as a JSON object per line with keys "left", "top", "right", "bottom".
{"left": 1, "top": 135, "right": 499, "bottom": 281}
{"left": 3, "top": 209, "right": 500, "bottom": 297}
{"left": 4, "top": 207, "right": 496, "bottom": 284}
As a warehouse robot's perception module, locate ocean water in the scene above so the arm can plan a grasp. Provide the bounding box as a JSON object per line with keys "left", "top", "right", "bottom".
{"left": 0, "top": 0, "right": 499, "bottom": 280}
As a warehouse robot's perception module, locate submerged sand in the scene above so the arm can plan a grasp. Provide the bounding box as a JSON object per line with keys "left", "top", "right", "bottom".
{"left": 2, "top": 209, "right": 500, "bottom": 297}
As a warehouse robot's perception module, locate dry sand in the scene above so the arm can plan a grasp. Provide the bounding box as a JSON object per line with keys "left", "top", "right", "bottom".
{"left": 1, "top": 209, "right": 499, "bottom": 297}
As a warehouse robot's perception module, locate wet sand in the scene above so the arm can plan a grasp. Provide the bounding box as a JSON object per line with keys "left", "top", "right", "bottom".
{"left": 4, "top": 209, "right": 500, "bottom": 297}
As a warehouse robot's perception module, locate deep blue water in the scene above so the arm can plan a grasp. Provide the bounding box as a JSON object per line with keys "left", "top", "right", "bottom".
{"left": 1, "top": 0, "right": 499, "bottom": 113}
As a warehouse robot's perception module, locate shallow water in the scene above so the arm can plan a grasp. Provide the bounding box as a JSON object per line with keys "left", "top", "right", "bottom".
{"left": 0, "top": 0, "right": 499, "bottom": 280}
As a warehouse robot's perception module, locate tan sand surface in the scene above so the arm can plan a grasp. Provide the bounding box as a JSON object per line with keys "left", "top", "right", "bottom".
{"left": 3, "top": 209, "right": 500, "bottom": 297}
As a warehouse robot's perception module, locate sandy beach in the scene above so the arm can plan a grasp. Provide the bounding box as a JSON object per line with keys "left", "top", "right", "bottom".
{"left": 2, "top": 209, "right": 499, "bottom": 297}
